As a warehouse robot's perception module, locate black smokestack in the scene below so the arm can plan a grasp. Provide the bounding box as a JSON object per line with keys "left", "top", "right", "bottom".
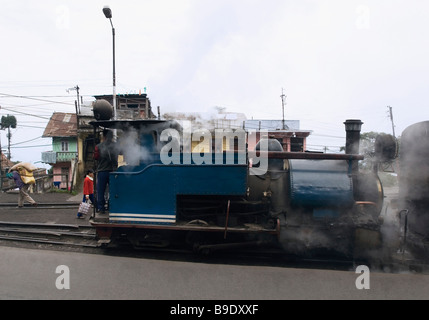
{"left": 344, "top": 119, "right": 363, "bottom": 155}
{"left": 344, "top": 119, "right": 363, "bottom": 174}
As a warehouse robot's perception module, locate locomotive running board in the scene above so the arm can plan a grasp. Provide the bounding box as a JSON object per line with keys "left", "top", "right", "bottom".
{"left": 90, "top": 219, "right": 280, "bottom": 236}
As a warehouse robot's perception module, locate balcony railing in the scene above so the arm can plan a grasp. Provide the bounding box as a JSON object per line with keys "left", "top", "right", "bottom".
{"left": 42, "top": 151, "right": 77, "bottom": 164}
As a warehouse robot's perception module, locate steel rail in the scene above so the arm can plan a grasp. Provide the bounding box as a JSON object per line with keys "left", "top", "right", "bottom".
{"left": 0, "top": 221, "right": 98, "bottom": 248}
{"left": 0, "top": 234, "right": 99, "bottom": 248}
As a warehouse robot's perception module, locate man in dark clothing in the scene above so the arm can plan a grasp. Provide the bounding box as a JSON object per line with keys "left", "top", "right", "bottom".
{"left": 7, "top": 170, "right": 37, "bottom": 208}
{"left": 94, "top": 129, "right": 118, "bottom": 213}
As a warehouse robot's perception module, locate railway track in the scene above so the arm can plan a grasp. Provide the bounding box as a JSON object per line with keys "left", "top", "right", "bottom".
{"left": 0, "top": 219, "right": 426, "bottom": 274}
{"left": 0, "top": 202, "right": 426, "bottom": 274}
{"left": 0, "top": 220, "right": 99, "bottom": 248}
{"left": 0, "top": 202, "right": 82, "bottom": 209}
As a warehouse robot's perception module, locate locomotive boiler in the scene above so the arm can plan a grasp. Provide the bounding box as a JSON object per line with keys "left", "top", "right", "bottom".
{"left": 89, "top": 112, "right": 384, "bottom": 259}
{"left": 396, "top": 121, "right": 429, "bottom": 259}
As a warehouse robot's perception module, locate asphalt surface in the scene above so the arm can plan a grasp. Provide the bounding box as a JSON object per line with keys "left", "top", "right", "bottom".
{"left": 1, "top": 244, "right": 429, "bottom": 300}
{"left": 0, "top": 187, "right": 429, "bottom": 300}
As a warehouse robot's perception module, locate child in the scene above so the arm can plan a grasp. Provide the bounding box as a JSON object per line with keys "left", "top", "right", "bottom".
{"left": 77, "top": 169, "right": 94, "bottom": 219}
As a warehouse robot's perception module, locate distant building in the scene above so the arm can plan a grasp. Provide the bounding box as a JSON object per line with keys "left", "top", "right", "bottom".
{"left": 244, "top": 120, "right": 311, "bottom": 152}
{"left": 41, "top": 113, "right": 78, "bottom": 190}
{"left": 93, "top": 93, "right": 156, "bottom": 120}
{"left": 212, "top": 111, "right": 247, "bottom": 130}
{"left": 73, "top": 94, "right": 157, "bottom": 185}
{"left": 0, "top": 152, "right": 14, "bottom": 191}
{"left": 161, "top": 111, "right": 311, "bottom": 153}
{"left": 1, "top": 152, "right": 13, "bottom": 169}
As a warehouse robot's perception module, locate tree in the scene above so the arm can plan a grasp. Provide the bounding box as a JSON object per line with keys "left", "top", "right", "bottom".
{"left": 356, "top": 131, "right": 378, "bottom": 171}
{"left": 1, "top": 115, "right": 17, "bottom": 129}
{"left": 358, "top": 131, "right": 399, "bottom": 188}
{"left": 1, "top": 115, "right": 17, "bottom": 160}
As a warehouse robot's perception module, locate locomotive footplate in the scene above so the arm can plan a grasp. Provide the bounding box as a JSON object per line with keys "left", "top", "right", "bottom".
{"left": 90, "top": 218, "right": 280, "bottom": 247}
{"left": 90, "top": 219, "right": 280, "bottom": 234}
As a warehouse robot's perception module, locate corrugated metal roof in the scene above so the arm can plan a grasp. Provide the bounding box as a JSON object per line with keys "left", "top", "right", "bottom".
{"left": 42, "top": 113, "right": 77, "bottom": 137}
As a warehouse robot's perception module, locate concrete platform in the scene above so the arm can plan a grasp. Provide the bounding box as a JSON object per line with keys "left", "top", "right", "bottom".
{"left": 0, "top": 191, "right": 92, "bottom": 226}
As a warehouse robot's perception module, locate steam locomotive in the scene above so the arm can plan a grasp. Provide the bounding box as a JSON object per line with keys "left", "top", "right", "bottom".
{"left": 88, "top": 100, "right": 426, "bottom": 262}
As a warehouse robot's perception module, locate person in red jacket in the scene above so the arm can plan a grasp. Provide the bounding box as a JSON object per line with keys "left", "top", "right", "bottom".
{"left": 77, "top": 169, "right": 94, "bottom": 219}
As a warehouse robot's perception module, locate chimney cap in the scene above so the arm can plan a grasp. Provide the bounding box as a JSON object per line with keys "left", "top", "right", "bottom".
{"left": 344, "top": 119, "right": 363, "bottom": 132}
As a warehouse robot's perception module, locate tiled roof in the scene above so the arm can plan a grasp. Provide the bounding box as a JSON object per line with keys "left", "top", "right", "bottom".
{"left": 42, "top": 113, "right": 77, "bottom": 137}
{"left": 1, "top": 153, "right": 13, "bottom": 168}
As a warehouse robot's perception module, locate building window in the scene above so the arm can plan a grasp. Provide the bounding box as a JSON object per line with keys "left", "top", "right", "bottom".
{"left": 61, "top": 140, "right": 69, "bottom": 152}
{"left": 290, "top": 137, "right": 304, "bottom": 152}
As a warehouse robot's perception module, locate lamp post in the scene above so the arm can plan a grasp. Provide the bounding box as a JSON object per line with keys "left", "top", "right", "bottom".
{"left": 103, "top": 6, "right": 117, "bottom": 123}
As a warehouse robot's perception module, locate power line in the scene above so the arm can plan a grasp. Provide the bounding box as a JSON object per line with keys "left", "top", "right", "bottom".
{"left": 10, "top": 136, "right": 44, "bottom": 146}
{"left": 10, "top": 144, "right": 51, "bottom": 149}
{"left": 16, "top": 124, "right": 47, "bottom": 129}
{"left": 0, "top": 92, "right": 74, "bottom": 106}
{"left": 1, "top": 106, "right": 51, "bottom": 120}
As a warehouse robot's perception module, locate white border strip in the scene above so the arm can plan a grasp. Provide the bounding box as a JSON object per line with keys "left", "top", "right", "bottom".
{"left": 110, "top": 213, "right": 176, "bottom": 219}
{"left": 109, "top": 213, "right": 176, "bottom": 224}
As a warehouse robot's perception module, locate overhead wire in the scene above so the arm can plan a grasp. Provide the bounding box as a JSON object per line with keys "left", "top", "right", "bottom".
{"left": 0, "top": 92, "right": 75, "bottom": 106}
{"left": 0, "top": 91, "right": 80, "bottom": 156}
{"left": 0, "top": 91, "right": 351, "bottom": 152}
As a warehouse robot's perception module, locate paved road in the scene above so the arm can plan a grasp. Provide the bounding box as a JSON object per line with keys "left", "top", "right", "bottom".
{"left": 1, "top": 245, "right": 429, "bottom": 300}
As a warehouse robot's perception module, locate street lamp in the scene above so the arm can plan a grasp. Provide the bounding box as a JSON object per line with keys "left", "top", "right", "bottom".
{"left": 103, "top": 6, "right": 117, "bottom": 123}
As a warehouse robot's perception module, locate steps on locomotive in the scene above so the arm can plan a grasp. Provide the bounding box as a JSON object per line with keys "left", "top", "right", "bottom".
{"left": 92, "top": 211, "right": 109, "bottom": 223}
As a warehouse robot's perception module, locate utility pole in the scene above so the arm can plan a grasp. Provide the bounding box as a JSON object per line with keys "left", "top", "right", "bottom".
{"left": 6, "top": 126, "right": 11, "bottom": 161}
{"left": 280, "top": 88, "right": 286, "bottom": 130}
{"left": 67, "top": 85, "right": 81, "bottom": 114}
{"left": 387, "top": 106, "right": 396, "bottom": 138}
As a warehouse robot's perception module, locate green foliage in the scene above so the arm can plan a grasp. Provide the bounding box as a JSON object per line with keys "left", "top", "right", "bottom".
{"left": 0, "top": 115, "right": 17, "bottom": 129}
{"left": 358, "top": 131, "right": 400, "bottom": 179}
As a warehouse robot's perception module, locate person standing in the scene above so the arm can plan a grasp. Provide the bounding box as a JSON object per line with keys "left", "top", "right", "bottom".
{"left": 77, "top": 169, "right": 94, "bottom": 219}
{"left": 94, "top": 129, "right": 118, "bottom": 213}
{"left": 7, "top": 170, "right": 37, "bottom": 208}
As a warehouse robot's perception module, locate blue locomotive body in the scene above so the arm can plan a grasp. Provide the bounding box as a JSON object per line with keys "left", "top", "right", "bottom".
{"left": 109, "top": 158, "right": 248, "bottom": 225}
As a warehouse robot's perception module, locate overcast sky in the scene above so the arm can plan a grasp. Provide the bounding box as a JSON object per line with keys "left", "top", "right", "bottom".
{"left": 1, "top": 0, "right": 429, "bottom": 165}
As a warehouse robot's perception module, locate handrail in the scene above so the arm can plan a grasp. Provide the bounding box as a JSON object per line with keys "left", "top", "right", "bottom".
{"left": 248, "top": 151, "right": 364, "bottom": 160}
{"left": 113, "top": 162, "right": 247, "bottom": 176}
